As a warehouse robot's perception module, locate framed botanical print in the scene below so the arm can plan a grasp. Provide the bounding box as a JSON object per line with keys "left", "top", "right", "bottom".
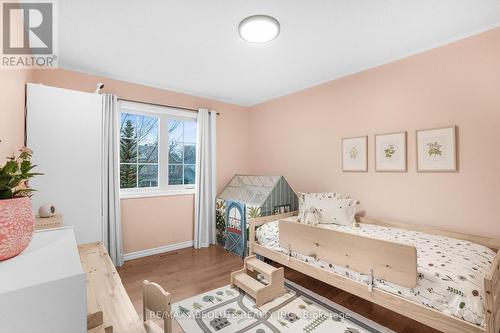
{"left": 375, "top": 131, "right": 407, "bottom": 172}
{"left": 342, "top": 136, "right": 367, "bottom": 172}
{"left": 416, "top": 126, "right": 457, "bottom": 172}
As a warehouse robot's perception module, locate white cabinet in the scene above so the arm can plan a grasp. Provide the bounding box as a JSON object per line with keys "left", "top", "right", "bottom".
{"left": 0, "top": 228, "right": 86, "bottom": 333}
{"left": 26, "top": 83, "right": 104, "bottom": 244}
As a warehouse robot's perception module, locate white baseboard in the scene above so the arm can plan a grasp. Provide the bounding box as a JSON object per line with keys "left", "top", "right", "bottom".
{"left": 123, "top": 240, "right": 194, "bottom": 261}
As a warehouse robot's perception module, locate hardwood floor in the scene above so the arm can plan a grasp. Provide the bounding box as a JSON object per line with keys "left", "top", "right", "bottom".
{"left": 118, "top": 245, "right": 441, "bottom": 333}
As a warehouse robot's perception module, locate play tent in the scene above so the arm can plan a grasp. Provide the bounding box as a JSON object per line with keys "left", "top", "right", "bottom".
{"left": 216, "top": 175, "right": 298, "bottom": 257}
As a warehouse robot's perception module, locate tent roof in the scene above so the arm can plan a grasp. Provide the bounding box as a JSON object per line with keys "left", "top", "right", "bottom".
{"left": 218, "top": 175, "right": 281, "bottom": 206}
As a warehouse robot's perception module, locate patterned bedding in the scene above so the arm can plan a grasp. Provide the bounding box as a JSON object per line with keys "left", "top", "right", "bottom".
{"left": 255, "top": 217, "right": 496, "bottom": 327}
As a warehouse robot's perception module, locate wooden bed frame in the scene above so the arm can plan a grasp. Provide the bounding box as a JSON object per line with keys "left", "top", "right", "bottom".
{"left": 248, "top": 212, "right": 500, "bottom": 333}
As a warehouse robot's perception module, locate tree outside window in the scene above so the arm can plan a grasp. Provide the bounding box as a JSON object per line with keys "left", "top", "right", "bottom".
{"left": 120, "top": 113, "right": 158, "bottom": 189}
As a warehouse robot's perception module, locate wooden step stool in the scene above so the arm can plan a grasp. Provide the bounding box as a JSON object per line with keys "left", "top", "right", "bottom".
{"left": 230, "top": 255, "right": 285, "bottom": 307}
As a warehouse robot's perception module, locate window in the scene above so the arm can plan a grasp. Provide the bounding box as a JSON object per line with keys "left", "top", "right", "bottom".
{"left": 119, "top": 101, "right": 197, "bottom": 197}
{"left": 228, "top": 207, "right": 242, "bottom": 231}
{"left": 168, "top": 120, "right": 196, "bottom": 185}
{"left": 120, "top": 113, "right": 159, "bottom": 189}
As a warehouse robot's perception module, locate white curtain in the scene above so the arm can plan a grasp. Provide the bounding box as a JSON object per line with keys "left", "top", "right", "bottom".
{"left": 102, "top": 94, "right": 124, "bottom": 266}
{"left": 194, "top": 109, "right": 217, "bottom": 249}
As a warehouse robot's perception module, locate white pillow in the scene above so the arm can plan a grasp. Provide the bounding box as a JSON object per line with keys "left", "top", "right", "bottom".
{"left": 297, "top": 192, "right": 357, "bottom": 226}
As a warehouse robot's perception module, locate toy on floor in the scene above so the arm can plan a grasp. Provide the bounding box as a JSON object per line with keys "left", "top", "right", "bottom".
{"left": 230, "top": 255, "right": 285, "bottom": 307}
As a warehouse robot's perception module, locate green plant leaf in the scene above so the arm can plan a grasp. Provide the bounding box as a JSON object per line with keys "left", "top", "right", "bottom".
{"left": 2, "top": 160, "right": 18, "bottom": 174}
{"left": 25, "top": 172, "right": 43, "bottom": 177}
{"left": 0, "top": 173, "right": 10, "bottom": 186}
{"left": 8, "top": 178, "right": 23, "bottom": 189}
{"left": 0, "top": 148, "right": 41, "bottom": 199}
{"left": 0, "top": 188, "right": 13, "bottom": 199}
{"left": 20, "top": 160, "right": 31, "bottom": 173}
{"left": 24, "top": 164, "right": 40, "bottom": 174}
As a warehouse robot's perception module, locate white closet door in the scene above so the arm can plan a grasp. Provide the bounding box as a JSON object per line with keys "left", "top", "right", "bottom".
{"left": 27, "top": 83, "right": 103, "bottom": 244}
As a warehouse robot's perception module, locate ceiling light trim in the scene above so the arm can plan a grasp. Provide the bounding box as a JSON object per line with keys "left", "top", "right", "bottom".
{"left": 238, "top": 15, "right": 280, "bottom": 44}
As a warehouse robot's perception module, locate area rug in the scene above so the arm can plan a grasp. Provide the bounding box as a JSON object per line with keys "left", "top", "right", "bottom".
{"left": 172, "top": 280, "right": 394, "bottom": 333}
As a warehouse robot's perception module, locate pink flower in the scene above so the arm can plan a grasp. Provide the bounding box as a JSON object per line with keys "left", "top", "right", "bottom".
{"left": 19, "top": 147, "right": 33, "bottom": 155}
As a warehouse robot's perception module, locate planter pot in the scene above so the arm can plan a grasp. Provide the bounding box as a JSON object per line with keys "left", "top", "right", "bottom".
{"left": 0, "top": 197, "right": 35, "bottom": 261}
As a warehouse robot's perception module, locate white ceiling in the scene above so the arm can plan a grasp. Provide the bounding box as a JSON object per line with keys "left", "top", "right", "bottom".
{"left": 58, "top": 0, "right": 500, "bottom": 106}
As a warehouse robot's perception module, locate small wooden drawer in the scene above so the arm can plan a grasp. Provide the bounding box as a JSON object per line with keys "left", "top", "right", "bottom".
{"left": 35, "top": 214, "right": 63, "bottom": 230}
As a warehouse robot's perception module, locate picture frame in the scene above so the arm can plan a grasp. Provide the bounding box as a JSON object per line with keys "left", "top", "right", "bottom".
{"left": 342, "top": 136, "right": 368, "bottom": 172}
{"left": 375, "top": 131, "right": 407, "bottom": 172}
{"left": 416, "top": 126, "right": 457, "bottom": 172}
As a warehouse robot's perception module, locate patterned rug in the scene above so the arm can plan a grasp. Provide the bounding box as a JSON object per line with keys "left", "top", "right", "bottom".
{"left": 173, "top": 280, "right": 394, "bottom": 333}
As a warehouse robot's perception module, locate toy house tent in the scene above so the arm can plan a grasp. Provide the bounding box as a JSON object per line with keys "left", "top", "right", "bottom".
{"left": 216, "top": 175, "right": 298, "bottom": 257}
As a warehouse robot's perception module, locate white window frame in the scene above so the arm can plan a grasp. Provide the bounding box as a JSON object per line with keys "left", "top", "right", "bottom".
{"left": 118, "top": 100, "right": 197, "bottom": 199}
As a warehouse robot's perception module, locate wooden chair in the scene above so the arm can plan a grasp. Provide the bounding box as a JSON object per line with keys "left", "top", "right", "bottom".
{"left": 142, "top": 280, "right": 172, "bottom": 333}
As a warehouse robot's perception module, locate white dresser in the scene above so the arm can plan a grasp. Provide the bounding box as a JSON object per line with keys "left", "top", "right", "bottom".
{"left": 0, "top": 228, "right": 87, "bottom": 333}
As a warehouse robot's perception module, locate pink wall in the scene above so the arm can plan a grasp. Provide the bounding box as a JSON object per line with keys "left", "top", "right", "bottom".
{"left": 31, "top": 69, "right": 249, "bottom": 253}
{"left": 0, "top": 70, "right": 31, "bottom": 158}
{"left": 4, "top": 27, "right": 499, "bottom": 254}
{"left": 121, "top": 195, "right": 195, "bottom": 251}
{"left": 248, "top": 28, "right": 500, "bottom": 238}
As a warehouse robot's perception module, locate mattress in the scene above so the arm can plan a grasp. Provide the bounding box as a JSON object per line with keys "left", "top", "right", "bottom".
{"left": 256, "top": 217, "right": 496, "bottom": 327}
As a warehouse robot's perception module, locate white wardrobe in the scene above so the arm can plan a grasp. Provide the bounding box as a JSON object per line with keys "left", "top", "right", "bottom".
{"left": 26, "top": 83, "right": 104, "bottom": 244}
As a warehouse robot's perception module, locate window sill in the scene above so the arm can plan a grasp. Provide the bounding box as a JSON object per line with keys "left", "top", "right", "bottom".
{"left": 120, "top": 188, "right": 195, "bottom": 200}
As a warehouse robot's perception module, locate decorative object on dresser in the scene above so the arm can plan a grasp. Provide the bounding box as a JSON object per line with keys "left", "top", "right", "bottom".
{"left": 38, "top": 203, "right": 56, "bottom": 217}
{"left": 342, "top": 135, "right": 368, "bottom": 172}
{"left": 0, "top": 146, "right": 42, "bottom": 261}
{"left": 416, "top": 126, "right": 457, "bottom": 172}
{"left": 375, "top": 131, "right": 407, "bottom": 172}
{"left": 216, "top": 175, "right": 298, "bottom": 257}
{"left": 35, "top": 214, "right": 62, "bottom": 230}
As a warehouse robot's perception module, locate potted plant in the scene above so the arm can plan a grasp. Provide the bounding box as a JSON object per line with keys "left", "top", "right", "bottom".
{"left": 0, "top": 147, "right": 42, "bottom": 261}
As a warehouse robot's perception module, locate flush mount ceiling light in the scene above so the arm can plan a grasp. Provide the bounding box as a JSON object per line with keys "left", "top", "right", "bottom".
{"left": 238, "top": 15, "right": 280, "bottom": 43}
